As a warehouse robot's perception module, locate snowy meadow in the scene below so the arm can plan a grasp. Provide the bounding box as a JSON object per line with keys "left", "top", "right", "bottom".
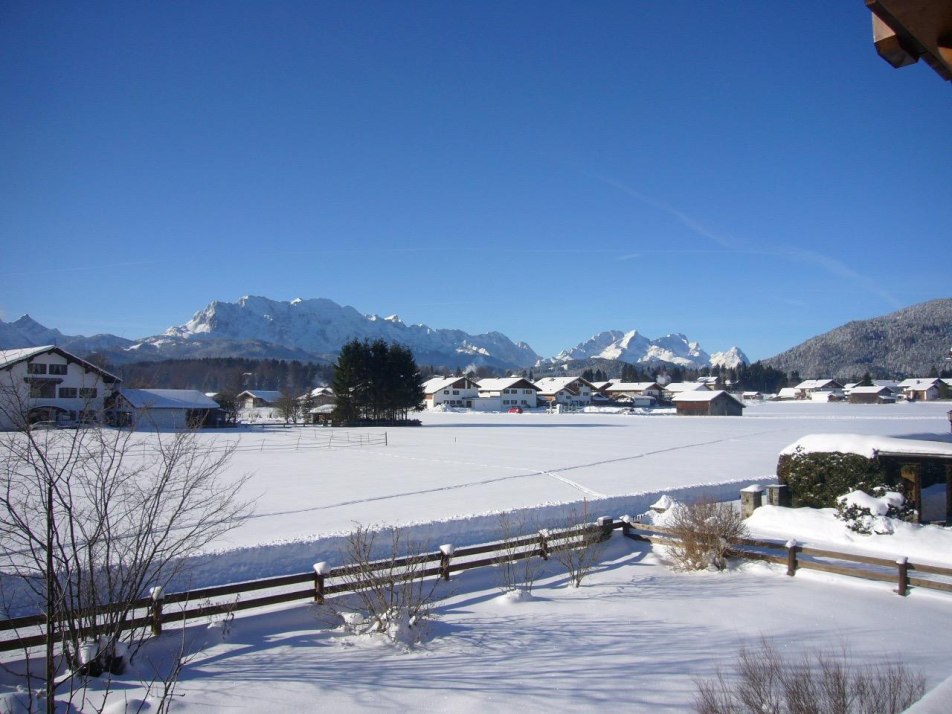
{"left": 4, "top": 400, "right": 952, "bottom": 712}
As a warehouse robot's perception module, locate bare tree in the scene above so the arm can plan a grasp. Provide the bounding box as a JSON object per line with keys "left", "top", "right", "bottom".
{"left": 0, "top": 382, "right": 252, "bottom": 712}
{"left": 551, "top": 506, "right": 606, "bottom": 588}
{"left": 275, "top": 389, "right": 300, "bottom": 424}
{"left": 494, "top": 511, "right": 544, "bottom": 595}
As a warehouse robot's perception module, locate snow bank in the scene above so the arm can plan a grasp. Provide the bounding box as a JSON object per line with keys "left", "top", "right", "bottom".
{"left": 780, "top": 433, "right": 952, "bottom": 459}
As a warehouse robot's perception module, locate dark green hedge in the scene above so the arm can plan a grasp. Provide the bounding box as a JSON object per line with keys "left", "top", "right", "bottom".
{"left": 777, "top": 448, "right": 888, "bottom": 509}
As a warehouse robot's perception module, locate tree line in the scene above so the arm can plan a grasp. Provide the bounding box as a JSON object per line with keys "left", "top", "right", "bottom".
{"left": 332, "top": 339, "right": 425, "bottom": 423}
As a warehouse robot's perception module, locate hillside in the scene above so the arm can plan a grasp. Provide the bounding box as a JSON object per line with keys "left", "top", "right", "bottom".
{"left": 763, "top": 298, "right": 952, "bottom": 378}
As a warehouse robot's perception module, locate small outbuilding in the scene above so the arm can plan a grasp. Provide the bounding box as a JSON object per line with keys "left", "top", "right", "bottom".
{"left": 672, "top": 390, "right": 745, "bottom": 416}
{"left": 110, "top": 389, "right": 223, "bottom": 430}
{"left": 847, "top": 385, "right": 896, "bottom": 404}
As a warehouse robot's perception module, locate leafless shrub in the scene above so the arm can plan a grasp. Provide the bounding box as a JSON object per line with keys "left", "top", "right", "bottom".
{"left": 666, "top": 499, "right": 748, "bottom": 571}
{"left": 494, "top": 511, "right": 544, "bottom": 595}
{"left": 551, "top": 506, "right": 606, "bottom": 588}
{"left": 695, "top": 640, "right": 926, "bottom": 714}
{"left": 332, "top": 524, "right": 441, "bottom": 643}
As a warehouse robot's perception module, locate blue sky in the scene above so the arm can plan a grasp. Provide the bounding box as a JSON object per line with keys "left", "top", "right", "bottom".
{"left": 1, "top": 2, "right": 949, "bottom": 362}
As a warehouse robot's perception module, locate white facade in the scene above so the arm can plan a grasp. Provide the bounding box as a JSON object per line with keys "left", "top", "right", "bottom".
{"left": 533, "top": 377, "right": 593, "bottom": 408}
{"left": 0, "top": 346, "right": 120, "bottom": 430}
{"left": 477, "top": 378, "right": 540, "bottom": 409}
{"left": 423, "top": 377, "right": 480, "bottom": 409}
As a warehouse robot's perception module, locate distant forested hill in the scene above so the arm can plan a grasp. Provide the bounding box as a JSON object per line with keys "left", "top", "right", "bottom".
{"left": 763, "top": 298, "right": 952, "bottom": 379}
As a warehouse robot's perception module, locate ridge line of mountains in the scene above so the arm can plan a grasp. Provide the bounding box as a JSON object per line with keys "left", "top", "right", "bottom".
{"left": 2, "top": 295, "right": 950, "bottom": 378}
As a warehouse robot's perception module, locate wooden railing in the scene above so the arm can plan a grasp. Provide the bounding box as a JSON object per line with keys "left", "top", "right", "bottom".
{"left": 0, "top": 518, "right": 614, "bottom": 654}
{"left": 4, "top": 516, "right": 950, "bottom": 656}
{"left": 620, "top": 520, "right": 952, "bottom": 597}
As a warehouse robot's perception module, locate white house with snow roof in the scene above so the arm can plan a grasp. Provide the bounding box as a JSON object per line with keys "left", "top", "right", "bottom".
{"left": 604, "top": 381, "right": 663, "bottom": 402}
{"left": 533, "top": 377, "right": 594, "bottom": 408}
{"left": 111, "top": 389, "right": 222, "bottom": 430}
{"left": 0, "top": 345, "right": 120, "bottom": 429}
{"left": 422, "top": 376, "right": 480, "bottom": 409}
{"left": 793, "top": 379, "right": 844, "bottom": 400}
{"left": 237, "top": 390, "right": 283, "bottom": 410}
{"left": 898, "top": 378, "right": 944, "bottom": 401}
{"left": 476, "top": 377, "right": 540, "bottom": 410}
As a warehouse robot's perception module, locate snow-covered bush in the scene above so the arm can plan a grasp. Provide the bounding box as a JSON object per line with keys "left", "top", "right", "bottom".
{"left": 777, "top": 447, "right": 889, "bottom": 508}
{"left": 835, "top": 488, "right": 915, "bottom": 535}
{"left": 666, "top": 499, "right": 748, "bottom": 571}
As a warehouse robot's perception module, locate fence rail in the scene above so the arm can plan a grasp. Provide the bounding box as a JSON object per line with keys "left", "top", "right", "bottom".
{"left": 3, "top": 516, "right": 951, "bottom": 656}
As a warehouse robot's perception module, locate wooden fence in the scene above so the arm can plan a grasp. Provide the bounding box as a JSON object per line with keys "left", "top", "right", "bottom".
{"left": 0, "top": 518, "right": 613, "bottom": 655}
{"left": 3, "top": 516, "right": 951, "bottom": 656}
{"left": 620, "top": 520, "right": 952, "bottom": 598}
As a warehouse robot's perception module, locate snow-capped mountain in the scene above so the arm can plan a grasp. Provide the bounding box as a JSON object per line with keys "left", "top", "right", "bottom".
{"left": 548, "top": 330, "right": 748, "bottom": 370}
{"left": 130, "top": 295, "right": 541, "bottom": 369}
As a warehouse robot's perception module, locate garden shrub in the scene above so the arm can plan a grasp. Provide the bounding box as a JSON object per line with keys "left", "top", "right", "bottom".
{"left": 777, "top": 447, "right": 889, "bottom": 509}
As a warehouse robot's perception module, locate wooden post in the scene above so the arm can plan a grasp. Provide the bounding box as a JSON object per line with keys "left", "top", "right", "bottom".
{"left": 945, "top": 464, "right": 952, "bottom": 525}
{"left": 621, "top": 516, "right": 631, "bottom": 539}
{"left": 900, "top": 464, "right": 922, "bottom": 523}
{"left": 439, "top": 544, "right": 454, "bottom": 581}
{"left": 150, "top": 586, "right": 164, "bottom": 636}
{"left": 597, "top": 516, "right": 613, "bottom": 542}
{"left": 786, "top": 539, "right": 798, "bottom": 577}
{"left": 538, "top": 530, "right": 550, "bottom": 560}
{"left": 897, "top": 557, "right": 909, "bottom": 597}
{"left": 313, "top": 562, "right": 329, "bottom": 604}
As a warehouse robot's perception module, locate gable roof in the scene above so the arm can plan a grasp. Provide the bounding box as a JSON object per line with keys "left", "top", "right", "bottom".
{"left": 672, "top": 390, "right": 744, "bottom": 406}
{"left": 533, "top": 377, "right": 593, "bottom": 395}
{"left": 795, "top": 379, "right": 843, "bottom": 390}
{"left": 664, "top": 382, "right": 710, "bottom": 393}
{"left": 119, "top": 389, "right": 219, "bottom": 410}
{"left": 423, "top": 376, "right": 478, "bottom": 394}
{"left": 237, "top": 390, "right": 283, "bottom": 403}
{"left": 0, "top": 345, "right": 120, "bottom": 383}
{"left": 477, "top": 377, "right": 540, "bottom": 392}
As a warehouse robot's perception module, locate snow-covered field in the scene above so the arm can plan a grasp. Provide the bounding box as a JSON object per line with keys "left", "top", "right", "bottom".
{"left": 5, "top": 400, "right": 952, "bottom": 712}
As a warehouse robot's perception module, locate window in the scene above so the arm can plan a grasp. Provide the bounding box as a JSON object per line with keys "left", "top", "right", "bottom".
{"left": 452, "top": 390, "right": 459, "bottom": 395}
{"left": 27, "top": 363, "right": 47, "bottom": 375}
{"left": 443, "top": 390, "right": 449, "bottom": 395}
{"left": 30, "top": 381, "right": 55, "bottom": 398}
{"left": 59, "top": 387, "right": 78, "bottom": 398}
{"left": 48, "top": 364, "right": 68, "bottom": 375}
{"left": 79, "top": 388, "right": 98, "bottom": 399}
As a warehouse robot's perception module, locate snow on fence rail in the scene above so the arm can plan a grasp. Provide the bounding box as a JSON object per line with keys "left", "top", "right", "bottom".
{"left": 0, "top": 518, "right": 613, "bottom": 654}
{"left": 4, "top": 516, "right": 952, "bottom": 655}
{"left": 621, "top": 520, "right": 952, "bottom": 597}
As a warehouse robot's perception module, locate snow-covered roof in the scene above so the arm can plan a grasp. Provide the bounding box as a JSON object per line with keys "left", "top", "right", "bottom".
{"left": 237, "top": 390, "right": 284, "bottom": 403}
{"left": 664, "top": 382, "right": 709, "bottom": 393}
{"left": 0, "top": 345, "right": 120, "bottom": 382}
{"left": 848, "top": 385, "right": 891, "bottom": 395}
{"left": 478, "top": 377, "right": 539, "bottom": 391}
{"left": 776, "top": 387, "right": 800, "bottom": 399}
{"left": 671, "top": 390, "right": 743, "bottom": 405}
{"left": 423, "top": 376, "right": 476, "bottom": 394}
{"left": 780, "top": 434, "right": 952, "bottom": 460}
{"left": 794, "top": 379, "right": 842, "bottom": 390}
{"left": 119, "top": 389, "right": 220, "bottom": 410}
{"left": 533, "top": 377, "right": 590, "bottom": 395}
{"left": 605, "top": 382, "right": 660, "bottom": 393}
{"left": 897, "top": 378, "right": 941, "bottom": 389}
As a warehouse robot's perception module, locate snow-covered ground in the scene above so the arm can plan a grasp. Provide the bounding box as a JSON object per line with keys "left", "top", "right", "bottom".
{"left": 4, "top": 400, "right": 952, "bottom": 711}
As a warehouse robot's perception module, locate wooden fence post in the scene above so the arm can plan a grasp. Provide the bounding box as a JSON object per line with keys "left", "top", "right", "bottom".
{"left": 439, "top": 545, "right": 454, "bottom": 581}
{"left": 786, "top": 539, "right": 798, "bottom": 577}
{"left": 597, "top": 516, "right": 613, "bottom": 542}
{"left": 313, "top": 562, "right": 329, "bottom": 604}
{"left": 150, "top": 586, "right": 164, "bottom": 636}
{"left": 621, "top": 516, "right": 631, "bottom": 539}
{"left": 897, "top": 557, "right": 909, "bottom": 596}
{"left": 538, "top": 530, "right": 550, "bottom": 560}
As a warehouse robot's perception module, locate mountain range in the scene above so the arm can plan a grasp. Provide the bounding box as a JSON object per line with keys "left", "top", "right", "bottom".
{"left": 0, "top": 295, "right": 746, "bottom": 372}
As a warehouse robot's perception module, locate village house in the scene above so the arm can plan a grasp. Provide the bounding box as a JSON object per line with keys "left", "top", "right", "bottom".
{"left": 475, "top": 377, "right": 540, "bottom": 411}
{"left": 0, "top": 345, "right": 120, "bottom": 430}
{"left": 604, "top": 381, "right": 664, "bottom": 403}
{"left": 794, "top": 379, "right": 845, "bottom": 401}
{"left": 672, "top": 390, "right": 745, "bottom": 416}
{"left": 847, "top": 385, "right": 898, "bottom": 404}
{"left": 109, "top": 388, "right": 223, "bottom": 430}
{"left": 662, "top": 381, "right": 710, "bottom": 401}
{"left": 422, "top": 376, "right": 480, "bottom": 409}
{"left": 236, "top": 389, "right": 283, "bottom": 410}
{"left": 534, "top": 377, "right": 594, "bottom": 409}
{"left": 898, "top": 378, "right": 944, "bottom": 402}
{"left": 300, "top": 386, "right": 336, "bottom": 407}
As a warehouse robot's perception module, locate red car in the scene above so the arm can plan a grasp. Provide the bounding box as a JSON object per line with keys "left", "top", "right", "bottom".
{"left": 507, "top": 406, "right": 523, "bottom": 414}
